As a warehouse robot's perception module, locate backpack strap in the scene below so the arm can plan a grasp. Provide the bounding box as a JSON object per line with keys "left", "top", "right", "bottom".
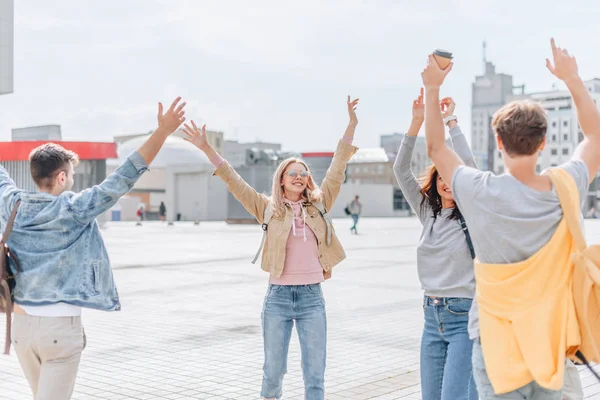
{"left": 251, "top": 203, "right": 274, "bottom": 264}
{"left": 1, "top": 200, "right": 20, "bottom": 355}
{"left": 458, "top": 213, "right": 476, "bottom": 259}
{"left": 545, "top": 169, "right": 587, "bottom": 251}
{"left": 312, "top": 201, "right": 333, "bottom": 246}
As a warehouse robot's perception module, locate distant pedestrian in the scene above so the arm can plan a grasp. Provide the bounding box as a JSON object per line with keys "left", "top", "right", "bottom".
{"left": 348, "top": 195, "right": 362, "bottom": 234}
{"left": 159, "top": 201, "right": 166, "bottom": 222}
{"left": 136, "top": 203, "right": 145, "bottom": 225}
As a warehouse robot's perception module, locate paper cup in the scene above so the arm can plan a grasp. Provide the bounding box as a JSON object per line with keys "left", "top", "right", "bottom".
{"left": 433, "top": 49, "right": 453, "bottom": 70}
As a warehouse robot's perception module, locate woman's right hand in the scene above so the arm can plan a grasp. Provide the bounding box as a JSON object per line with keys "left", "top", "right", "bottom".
{"left": 412, "top": 88, "right": 425, "bottom": 122}
{"left": 182, "top": 121, "right": 210, "bottom": 151}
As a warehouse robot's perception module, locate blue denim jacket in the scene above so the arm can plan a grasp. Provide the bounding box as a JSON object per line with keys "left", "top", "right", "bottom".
{"left": 0, "top": 152, "right": 148, "bottom": 311}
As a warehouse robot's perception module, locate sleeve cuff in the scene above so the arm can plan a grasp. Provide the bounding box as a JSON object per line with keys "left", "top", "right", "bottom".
{"left": 209, "top": 153, "right": 225, "bottom": 169}
{"left": 128, "top": 152, "right": 149, "bottom": 173}
{"left": 335, "top": 139, "right": 359, "bottom": 161}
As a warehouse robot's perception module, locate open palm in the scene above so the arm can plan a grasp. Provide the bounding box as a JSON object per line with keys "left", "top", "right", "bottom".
{"left": 157, "top": 97, "right": 186, "bottom": 134}
{"left": 182, "top": 121, "right": 209, "bottom": 150}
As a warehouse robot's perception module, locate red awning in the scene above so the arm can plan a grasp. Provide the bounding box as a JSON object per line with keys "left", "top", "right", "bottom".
{"left": 301, "top": 152, "right": 334, "bottom": 158}
{"left": 0, "top": 141, "right": 117, "bottom": 161}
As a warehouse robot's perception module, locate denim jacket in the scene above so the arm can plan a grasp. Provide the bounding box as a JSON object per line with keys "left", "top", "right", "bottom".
{"left": 0, "top": 152, "right": 148, "bottom": 311}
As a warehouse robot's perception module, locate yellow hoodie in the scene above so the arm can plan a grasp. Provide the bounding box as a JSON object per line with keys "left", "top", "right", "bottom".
{"left": 475, "top": 168, "right": 583, "bottom": 394}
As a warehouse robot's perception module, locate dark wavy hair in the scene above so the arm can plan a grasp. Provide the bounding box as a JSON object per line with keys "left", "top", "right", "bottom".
{"left": 418, "top": 164, "right": 462, "bottom": 220}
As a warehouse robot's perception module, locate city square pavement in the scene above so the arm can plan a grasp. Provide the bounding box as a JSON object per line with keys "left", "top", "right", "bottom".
{"left": 0, "top": 217, "right": 599, "bottom": 400}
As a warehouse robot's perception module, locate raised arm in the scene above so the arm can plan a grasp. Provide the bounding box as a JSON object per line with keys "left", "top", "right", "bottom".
{"left": 547, "top": 38, "right": 600, "bottom": 179}
{"left": 183, "top": 121, "right": 270, "bottom": 223}
{"left": 319, "top": 96, "right": 360, "bottom": 211}
{"left": 393, "top": 89, "right": 427, "bottom": 222}
{"left": 422, "top": 55, "right": 464, "bottom": 187}
{"left": 441, "top": 97, "right": 478, "bottom": 168}
{"left": 69, "top": 97, "right": 186, "bottom": 223}
{"left": 0, "top": 167, "right": 22, "bottom": 218}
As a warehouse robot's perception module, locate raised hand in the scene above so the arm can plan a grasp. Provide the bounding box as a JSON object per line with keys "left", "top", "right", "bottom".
{"left": 421, "top": 54, "right": 453, "bottom": 89}
{"left": 546, "top": 38, "right": 579, "bottom": 83}
{"left": 412, "top": 88, "right": 425, "bottom": 122}
{"left": 347, "top": 96, "right": 359, "bottom": 126}
{"left": 182, "top": 121, "right": 209, "bottom": 151}
{"left": 157, "top": 97, "right": 186, "bottom": 134}
{"left": 440, "top": 97, "right": 456, "bottom": 119}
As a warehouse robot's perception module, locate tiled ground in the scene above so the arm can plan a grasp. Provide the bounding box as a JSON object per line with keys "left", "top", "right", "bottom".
{"left": 0, "top": 217, "right": 598, "bottom": 399}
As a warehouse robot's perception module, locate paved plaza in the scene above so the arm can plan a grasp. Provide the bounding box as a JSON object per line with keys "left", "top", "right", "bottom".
{"left": 0, "top": 217, "right": 599, "bottom": 400}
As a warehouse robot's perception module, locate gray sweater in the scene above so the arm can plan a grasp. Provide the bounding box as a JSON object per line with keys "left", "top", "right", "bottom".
{"left": 393, "top": 127, "right": 478, "bottom": 299}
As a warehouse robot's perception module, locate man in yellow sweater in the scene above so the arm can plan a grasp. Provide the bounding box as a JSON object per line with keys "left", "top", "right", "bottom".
{"left": 420, "top": 39, "right": 600, "bottom": 399}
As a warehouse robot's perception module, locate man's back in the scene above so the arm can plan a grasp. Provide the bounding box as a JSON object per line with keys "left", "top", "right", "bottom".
{"left": 3, "top": 189, "right": 118, "bottom": 310}
{"left": 451, "top": 159, "right": 589, "bottom": 264}
{"left": 451, "top": 159, "right": 589, "bottom": 340}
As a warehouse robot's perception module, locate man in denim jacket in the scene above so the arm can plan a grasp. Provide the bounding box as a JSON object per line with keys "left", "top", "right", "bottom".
{"left": 0, "top": 97, "right": 186, "bottom": 400}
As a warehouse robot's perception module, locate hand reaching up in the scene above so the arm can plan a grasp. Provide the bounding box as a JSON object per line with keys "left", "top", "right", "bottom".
{"left": 546, "top": 38, "right": 580, "bottom": 84}
{"left": 182, "top": 121, "right": 209, "bottom": 151}
{"left": 157, "top": 97, "right": 186, "bottom": 134}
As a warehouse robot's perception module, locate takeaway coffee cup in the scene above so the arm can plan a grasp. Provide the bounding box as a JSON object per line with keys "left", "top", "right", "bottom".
{"left": 433, "top": 49, "right": 453, "bottom": 70}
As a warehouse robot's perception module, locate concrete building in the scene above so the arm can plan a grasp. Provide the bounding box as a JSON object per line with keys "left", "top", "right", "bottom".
{"left": 471, "top": 61, "right": 515, "bottom": 171}
{"left": 0, "top": 0, "right": 13, "bottom": 95}
{"left": 302, "top": 152, "right": 333, "bottom": 185}
{"left": 346, "top": 148, "right": 394, "bottom": 185}
{"left": 12, "top": 125, "right": 62, "bottom": 141}
{"left": 108, "top": 133, "right": 228, "bottom": 221}
{"left": 223, "top": 140, "right": 281, "bottom": 168}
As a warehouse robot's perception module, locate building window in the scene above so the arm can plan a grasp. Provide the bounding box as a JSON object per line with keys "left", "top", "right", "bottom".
{"left": 497, "top": 166, "right": 504, "bottom": 174}
{"left": 552, "top": 121, "right": 557, "bottom": 128}
{"left": 552, "top": 135, "right": 557, "bottom": 142}
{"left": 579, "top": 131, "right": 584, "bottom": 142}
{"left": 563, "top": 121, "right": 568, "bottom": 127}
{"left": 563, "top": 134, "right": 568, "bottom": 141}
{"left": 562, "top": 148, "right": 569, "bottom": 155}
{"left": 536, "top": 165, "right": 541, "bottom": 173}
{"left": 393, "top": 189, "right": 410, "bottom": 211}
{"left": 551, "top": 149, "right": 558, "bottom": 156}
{"left": 551, "top": 163, "right": 558, "bottom": 167}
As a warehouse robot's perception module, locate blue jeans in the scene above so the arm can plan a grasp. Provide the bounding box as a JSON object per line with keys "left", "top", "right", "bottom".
{"left": 351, "top": 214, "right": 359, "bottom": 230}
{"left": 421, "top": 296, "right": 478, "bottom": 400}
{"left": 471, "top": 340, "right": 564, "bottom": 400}
{"left": 261, "top": 284, "right": 327, "bottom": 400}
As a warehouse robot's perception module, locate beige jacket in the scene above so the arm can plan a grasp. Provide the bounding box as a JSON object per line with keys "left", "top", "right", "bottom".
{"left": 213, "top": 140, "right": 358, "bottom": 279}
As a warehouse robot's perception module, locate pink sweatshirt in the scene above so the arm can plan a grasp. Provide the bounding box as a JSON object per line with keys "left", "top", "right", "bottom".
{"left": 209, "top": 136, "right": 353, "bottom": 285}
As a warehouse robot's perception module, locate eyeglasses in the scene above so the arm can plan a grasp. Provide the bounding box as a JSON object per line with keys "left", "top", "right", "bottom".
{"left": 286, "top": 170, "right": 310, "bottom": 178}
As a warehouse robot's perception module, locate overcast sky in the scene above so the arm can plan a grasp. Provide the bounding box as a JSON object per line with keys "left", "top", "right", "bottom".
{"left": 1, "top": 0, "right": 599, "bottom": 152}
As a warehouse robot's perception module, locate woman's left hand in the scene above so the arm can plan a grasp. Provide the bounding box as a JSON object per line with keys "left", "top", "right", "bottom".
{"left": 440, "top": 97, "right": 456, "bottom": 119}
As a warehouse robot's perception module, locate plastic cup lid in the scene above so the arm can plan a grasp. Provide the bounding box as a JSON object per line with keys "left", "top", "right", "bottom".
{"left": 433, "top": 49, "right": 453, "bottom": 59}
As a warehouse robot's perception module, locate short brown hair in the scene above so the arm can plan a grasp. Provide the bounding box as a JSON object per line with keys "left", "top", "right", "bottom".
{"left": 492, "top": 100, "right": 547, "bottom": 156}
{"left": 29, "top": 143, "right": 80, "bottom": 188}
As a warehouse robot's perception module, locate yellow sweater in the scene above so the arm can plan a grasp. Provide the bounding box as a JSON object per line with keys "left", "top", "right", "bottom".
{"left": 475, "top": 169, "right": 582, "bottom": 394}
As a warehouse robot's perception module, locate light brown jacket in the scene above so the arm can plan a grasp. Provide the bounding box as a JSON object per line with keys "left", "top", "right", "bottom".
{"left": 213, "top": 140, "right": 358, "bottom": 279}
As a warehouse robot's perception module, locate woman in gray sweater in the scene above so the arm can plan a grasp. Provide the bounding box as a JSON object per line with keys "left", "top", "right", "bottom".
{"left": 393, "top": 90, "right": 478, "bottom": 400}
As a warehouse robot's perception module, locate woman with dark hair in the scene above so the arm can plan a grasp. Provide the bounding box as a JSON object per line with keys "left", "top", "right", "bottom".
{"left": 393, "top": 89, "right": 478, "bottom": 400}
